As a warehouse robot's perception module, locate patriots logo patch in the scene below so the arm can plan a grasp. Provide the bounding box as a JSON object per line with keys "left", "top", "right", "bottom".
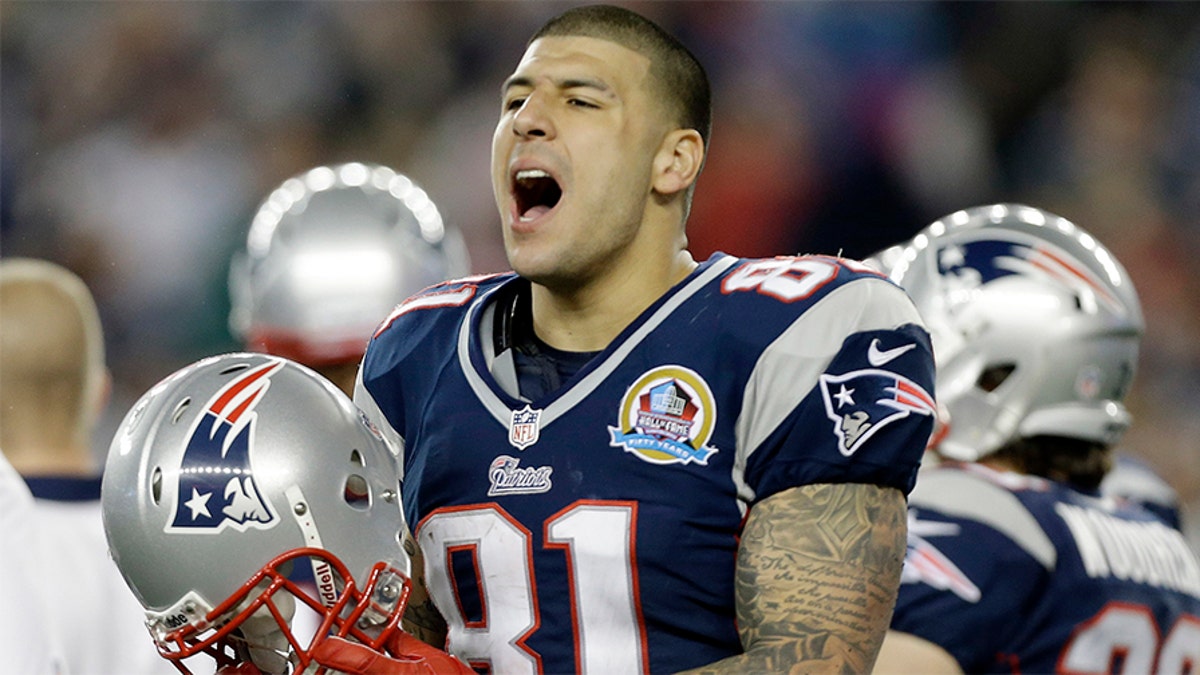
{"left": 166, "top": 360, "right": 282, "bottom": 534}
{"left": 819, "top": 368, "right": 935, "bottom": 456}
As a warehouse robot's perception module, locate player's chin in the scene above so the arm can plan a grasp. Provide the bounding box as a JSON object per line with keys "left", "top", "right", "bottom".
{"left": 506, "top": 247, "right": 549, "bottom": 280}
{"left": 504, "top": 223, "right": 550, "bottom": 262}
{"left": 507, "top": 247, "right": 572, "bottom": 288}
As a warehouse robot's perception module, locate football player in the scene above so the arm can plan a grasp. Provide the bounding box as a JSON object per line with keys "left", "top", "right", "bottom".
{"left": 100, "top": 353, "right": 471, "bottom": 674}
{"left": 0, "top": 258, "right": 173, "bottom": 674}
{"left": 0, "top": 451, "right": 67, "bottom": 674}
{"left": 342, "top": 5, "right": 937, "bottom": 673}
{"left": 873, "top": 204, "right": 1200, "bottom": 672}
{"left": 228, "top": 162, "right": 471, "bottom": 395}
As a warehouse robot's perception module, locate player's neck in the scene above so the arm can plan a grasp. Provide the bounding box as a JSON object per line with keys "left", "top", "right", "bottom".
{"left": 2, "top": 443, "right": 97, "bottom": 478}
{"left": 531, "top": 249, "right": 697, "bottom": 352}
{"left": 977, "top": 456, "right": 1025, "bottom": 475}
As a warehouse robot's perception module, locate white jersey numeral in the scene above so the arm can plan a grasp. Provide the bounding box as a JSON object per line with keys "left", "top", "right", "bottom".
{"left": 1159, "top": 614, "right": 1200, "bottom": 672}
{"left": 721, "top": 257, "right": 840, "bottom": 302}
{"left": 420, "top": 501, "right": 646, "bottom": 674}
{"left": 420, "top": 507, "right": 539, "bottom": 673}
{"left": 1059, "top": 603, "right": 1200, "bottom": 674}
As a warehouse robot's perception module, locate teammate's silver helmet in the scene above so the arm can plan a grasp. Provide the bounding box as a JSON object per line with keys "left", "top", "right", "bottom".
{"left": 884, "top": 203, "right": 1143, "bottom": 462}
{"left": 101, "top": 353, "right": 411, "bottom": 674}
{"left": 861, "top": 243, "right": 907, "bottom": 276}
{"left": 229, "top": 162, "right": 471, "bottom": 367}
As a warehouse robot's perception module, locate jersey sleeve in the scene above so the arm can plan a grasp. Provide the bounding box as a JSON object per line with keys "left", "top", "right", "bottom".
{"left": 354, "top": 277, "right": 491, "bottom": 479}
{"left": 738, "top": 273, "right": 936, "bottom": 503}
{"left": 353, "top": 366, "right": 407, "bottom": 474}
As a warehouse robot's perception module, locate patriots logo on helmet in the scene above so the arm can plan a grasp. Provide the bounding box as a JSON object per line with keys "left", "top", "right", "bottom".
{"left": 166, "top": 360, "right": 282, "bottom": 533}
{"left": 938, "top": 238, "right": 1121, "bottom": 313}
{"left": 819, "top": 368, "right": 936, "bottom": 457}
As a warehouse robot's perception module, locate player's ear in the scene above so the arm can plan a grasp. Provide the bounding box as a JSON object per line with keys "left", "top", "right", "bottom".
{"left": 84, "top": 367, "right": 112, "bottom": 430}
{"left": 652, "top": 128, "right": 704, "bottom": 197}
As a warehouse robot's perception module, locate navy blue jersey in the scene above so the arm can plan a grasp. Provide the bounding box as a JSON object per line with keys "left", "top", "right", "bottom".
{"left": 357, "top": 253, "right": 936, "bottom": 673}
{"left": 893, "top": 462, "right": 1200, "bottom": 673}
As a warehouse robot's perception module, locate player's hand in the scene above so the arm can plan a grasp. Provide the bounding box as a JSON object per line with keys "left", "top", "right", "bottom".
{"left": 310, "top": 632, "right": 474, "bottom": 675}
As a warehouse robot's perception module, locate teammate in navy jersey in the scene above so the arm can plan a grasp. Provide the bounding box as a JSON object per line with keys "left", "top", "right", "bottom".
{"left": 321, "top": 5, "right": 937, "bottom": 674}
{"left": 871, "top": 204, "right": 1200, "bottom": 673}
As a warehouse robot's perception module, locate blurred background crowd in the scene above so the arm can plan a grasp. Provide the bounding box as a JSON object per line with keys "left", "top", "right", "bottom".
{"left": 2, "top": 1, "right": 1199, "bottom": 550}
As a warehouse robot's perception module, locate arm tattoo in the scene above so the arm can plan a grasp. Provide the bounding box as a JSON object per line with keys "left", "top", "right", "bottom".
{"left": 400, "top": 529, "right": 449, "bottom": 647}
{"left": 681, "top": 483, "right": 908, "bottom": 674}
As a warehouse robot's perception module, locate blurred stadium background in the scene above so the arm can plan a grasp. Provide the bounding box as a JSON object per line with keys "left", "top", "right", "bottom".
{"left": 2, "top": 1, "right": 1198, "bottom": 548}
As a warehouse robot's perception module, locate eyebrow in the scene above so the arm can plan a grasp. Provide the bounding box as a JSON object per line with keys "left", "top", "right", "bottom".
{"left": 501, "top": 75, "right": 613, "bottom": 97}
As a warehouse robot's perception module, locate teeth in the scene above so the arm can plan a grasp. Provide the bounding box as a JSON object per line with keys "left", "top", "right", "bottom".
{"left": 515, "top": 169, "right": 550, "bottom": 182}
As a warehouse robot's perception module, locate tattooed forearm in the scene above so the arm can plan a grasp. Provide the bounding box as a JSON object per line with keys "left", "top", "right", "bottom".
{"left": 403, "top": 595, "right": 448, "bottom": 646}
{"left": 680, "top": 483, "right": 908, "bottom": 674}
{"left": 400, "top": 529, "right": 449, "bottom": 647}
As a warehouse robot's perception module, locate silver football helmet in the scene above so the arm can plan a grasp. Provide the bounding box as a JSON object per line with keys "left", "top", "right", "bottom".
{"left": 101, "top": 352, "right": 411, "bottom": 674}
{"left": 884, "top": 203, "right": 1143, "bottom": 462}
{"left": 860, "top": 243, "right": 907, "bottom": 276}
{"left": 229, "top": 162, "right": 471, "bottom": 367}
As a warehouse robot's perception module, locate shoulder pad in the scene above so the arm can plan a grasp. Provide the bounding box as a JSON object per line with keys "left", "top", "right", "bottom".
{"left": 912, "top": 468, "right": 1057, "bottom": 570}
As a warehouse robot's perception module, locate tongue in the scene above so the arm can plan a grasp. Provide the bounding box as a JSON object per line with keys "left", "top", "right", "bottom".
{"left": 521, "top": 205, "right": 552, "bottom": 221}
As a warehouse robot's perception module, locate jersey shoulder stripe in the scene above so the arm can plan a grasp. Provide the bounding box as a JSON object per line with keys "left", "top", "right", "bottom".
{"left": 373, "top": 273, "right": 510, "bottom": 339}
{"left": 911, "top": 466, "right": 1057, "bottom": 570}
{"left": 737, "top": 274, "right": 928, "bottom": 467}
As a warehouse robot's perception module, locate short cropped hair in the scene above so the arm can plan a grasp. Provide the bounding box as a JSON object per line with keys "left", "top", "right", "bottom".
{"left": 531, "top": 4, "right": 712, "bottom": 146}
{"left": 0, "top": 258, "right": 107, "bottom": 448}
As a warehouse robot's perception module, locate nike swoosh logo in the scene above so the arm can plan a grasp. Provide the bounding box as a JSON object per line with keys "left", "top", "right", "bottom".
{"left": 868, "top": 338, "right": 916, "bottom": 366}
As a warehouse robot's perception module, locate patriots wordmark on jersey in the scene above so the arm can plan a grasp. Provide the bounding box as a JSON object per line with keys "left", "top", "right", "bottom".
{"left": 893, "top": 462, "right": 1200, "bottom": 673}
{"left": 357, "top": 253, "right": 936, "bottom": 673}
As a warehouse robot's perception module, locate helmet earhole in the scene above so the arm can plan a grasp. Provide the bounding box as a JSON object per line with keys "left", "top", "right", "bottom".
{"left": 344, "top": 474, "right": 370, "bottom": 510}
{"left": 151, "top": 467, "right": 163, "bottom": 505}
{"left": 978, "top": 363, "right": 1016, "bottom": 392}
{"left": 170, "top": 398, "right": 191, "bottom": 425}
{"left": 350, "top": 449, "right": 364, "bottom": 467}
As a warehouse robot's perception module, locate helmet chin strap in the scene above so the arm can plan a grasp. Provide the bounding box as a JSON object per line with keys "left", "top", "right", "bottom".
{"left": 233, "top": 484, "right": 337, "bottom": 675}
{"left": 285, "top": 485, "right": 341, "bottom": 608}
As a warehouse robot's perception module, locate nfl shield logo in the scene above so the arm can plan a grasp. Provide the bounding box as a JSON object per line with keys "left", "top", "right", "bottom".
{"left": 509, "top": 405, "right": 542, "bottom": 450}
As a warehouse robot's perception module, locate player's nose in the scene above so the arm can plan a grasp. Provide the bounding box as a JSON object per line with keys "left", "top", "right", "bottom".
{"left": 512, "top": 92, "right": 555, "bottom": 140}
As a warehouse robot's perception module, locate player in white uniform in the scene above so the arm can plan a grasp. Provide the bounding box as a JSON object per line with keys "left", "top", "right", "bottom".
{"left": 0, "top": 452, "right": 67, "bottom": 674}
{"left": 0, "top": 258, "right": 171, "bottom": 674}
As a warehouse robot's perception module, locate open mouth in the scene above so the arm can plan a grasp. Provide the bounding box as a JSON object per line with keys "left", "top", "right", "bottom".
{"left": 513, "top": 169, "right": 562, "bottom": 221}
